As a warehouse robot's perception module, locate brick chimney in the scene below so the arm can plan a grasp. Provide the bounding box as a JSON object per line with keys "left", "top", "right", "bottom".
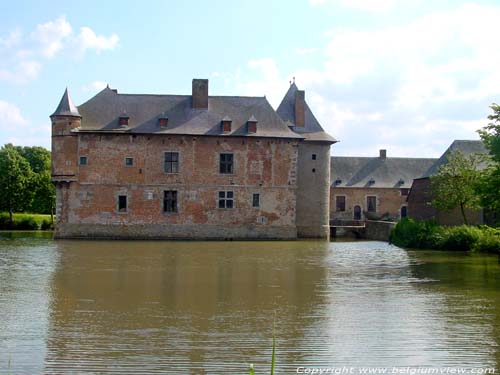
{"left": 295, "top": 90, "right": 305, "bottom": 127}
{"left": 192, "top": 79, "right": 208, "bottom": 109}
{"left": 379, "top": 149, "right": 387, "bottom": 159}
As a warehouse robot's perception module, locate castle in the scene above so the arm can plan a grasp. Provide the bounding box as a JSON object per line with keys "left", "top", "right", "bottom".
{"left": 51, "top": 79, "right": 336, "bottom": 239}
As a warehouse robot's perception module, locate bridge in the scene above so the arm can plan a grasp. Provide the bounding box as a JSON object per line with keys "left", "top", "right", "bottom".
{"left": 330, "top": 219, "right": 366, "bottom": 238}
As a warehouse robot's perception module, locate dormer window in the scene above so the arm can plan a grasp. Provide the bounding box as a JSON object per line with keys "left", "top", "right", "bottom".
{"left": 119, "top": 113, "right": 129, "bottom": 127}
{"left": 368, "top": 178, "right": 375, "bottom": 185}
{"left": 398, "top": 178, "right": 405, "bottom": 185}
{"left": 221, "top": 116, "right": 232, "bottom": 133}
{"left": 159, "top": 116, "right": 169, "bottom": 128}
{"left": 334, "top": 179, "right": 342, "bottom": 185}
{"left": 247, "top": 115, "right": 258, "bottom": 133}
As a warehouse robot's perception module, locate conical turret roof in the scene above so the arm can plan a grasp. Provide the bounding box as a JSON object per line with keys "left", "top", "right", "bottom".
{"left": 51, "top": 88, "right": 81, "bottom": 117}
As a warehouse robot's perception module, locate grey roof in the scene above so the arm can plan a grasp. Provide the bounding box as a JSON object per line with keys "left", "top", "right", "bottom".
{"left": 422, "top": 140, "right": 488, "bottom": 177}
{"left": 276, "top": 83, "right": 337, "bottom": 143}
{"left": 76, "top": 87, "right": 302, "bottom": 139}
{"left": 51, "top": 88, "right": 81, "bottom": 117}
{"left": 331, "top": 155, "right": 437, "bottom": 188}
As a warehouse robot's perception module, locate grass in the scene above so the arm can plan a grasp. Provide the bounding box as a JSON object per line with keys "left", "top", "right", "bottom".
{"left": 248, "top": 323, "right": 276, "bottom": 375}
{"left": 0, "top": 212, "right": 54, "bottom": 230}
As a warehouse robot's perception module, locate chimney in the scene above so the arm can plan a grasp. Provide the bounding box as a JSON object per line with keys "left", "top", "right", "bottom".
{"left": 192, "top": 79, "right": 208, "bottom": 109}
{"left": 379, "top": 149, "right": 387, "bottom": 159}
{"left": 295, "top": 90, "right": 305, "bottom": 127}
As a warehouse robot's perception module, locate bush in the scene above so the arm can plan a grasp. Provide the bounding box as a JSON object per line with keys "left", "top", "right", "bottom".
{"left": 472, "top": 226, "right": 500, "bottom": 253}
{"left": 41, "top": 218, "right": 54, "bottom": 230}
{"left": 12, "top": 215, "right": 39, "bottom": 230}
{"left": 436, "top": 225, "right": 482, "bottom": 251}
{"left": 389, "top": 218, "right": 439, "bottom": 248}
{"left": 0, "top": 212, "right": 10, "bottom": 229}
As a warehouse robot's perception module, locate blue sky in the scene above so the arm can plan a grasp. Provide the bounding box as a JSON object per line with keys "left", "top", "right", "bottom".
{"left": 1, "top": 0, "right": 499, "bottom": 157}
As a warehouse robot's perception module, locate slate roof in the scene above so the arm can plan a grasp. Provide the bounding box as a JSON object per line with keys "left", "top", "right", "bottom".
{"left": 422, "top": 140, "right": 488, "bottom": 177}
{"left": 51, "top": 88, "right": 81, "bottom": 117}
{"left": 276, "top": 83, "right": 337, "bottom": 143}
{"left": 74, "top": 86, "right": 302, "bottom": 139}
{"left": 331, "top": 154, "right": 437, "bottom": 188}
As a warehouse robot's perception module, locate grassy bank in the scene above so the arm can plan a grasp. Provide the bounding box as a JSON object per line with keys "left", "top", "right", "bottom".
{"left": 390, "top": 218, "right": 500, "bottom": 253}
{"left": 0, "top": 212, "right": 54, "bottom": 230}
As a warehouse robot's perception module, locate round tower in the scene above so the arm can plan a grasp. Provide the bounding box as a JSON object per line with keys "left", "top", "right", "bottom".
{"left": 50, "top": 88, "right": 81, "bottom": 237}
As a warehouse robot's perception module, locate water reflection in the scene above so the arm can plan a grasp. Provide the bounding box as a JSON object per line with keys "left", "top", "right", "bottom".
{"left": 0, "top": 236, "right": 499, "bottom": 374}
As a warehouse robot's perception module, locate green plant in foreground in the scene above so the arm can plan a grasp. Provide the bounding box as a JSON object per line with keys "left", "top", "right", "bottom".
{"left": 248, "top": 325, "right": 276, "bottom": 375}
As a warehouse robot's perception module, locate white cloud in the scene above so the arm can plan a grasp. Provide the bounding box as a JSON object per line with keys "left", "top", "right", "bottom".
{"left": 296, "top": 47, "right": 319, "bottom": 55}
{"left": 0, "top": 16, "right": 119, "bottom": 84}
{"left": 77, "top": 27, "right": 119, "bottom": 54}
{"left": 31, "top": 16, "right": 72, "bottom": 58}
{"left": 82, "top": 80, "right": 107, "bottom": 93}
{"left": 0, "top": 101, "right": 29, "bottom": 125}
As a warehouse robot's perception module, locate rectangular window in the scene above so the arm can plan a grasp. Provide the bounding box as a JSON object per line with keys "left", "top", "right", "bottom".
{"left": 118, "top": 195, "right": 127, "bottom": 212}
{"left": 367, "top": 196, "right": 377, "bottom": 212}
{"left": 163, "top": 190, "right": 178, "bottom": 213}
{"left": 218, "top": 191, "right": 234, "bottom": 209}
{"left": 219, "top": 153, "right": 234, "bottom": 174}
{"left": 312, "top": 154, "right": 317, "bottom": 160}
{"left": 164, "top": 152, "right": 179, "bottom": 173}
{"left": 79, "top": 156, "right": 88, "bottom": 165}
{"left": 400, "top": 188, "right": 409, "bottom": 196}
{"left": 252, "top": 193, "right": 260, "bottom": 208}
{"left": 336, "top": 196, "right": 346, "bottom": 212}
{"left": 125, "top": 157, "right": 134, "bottom": 166}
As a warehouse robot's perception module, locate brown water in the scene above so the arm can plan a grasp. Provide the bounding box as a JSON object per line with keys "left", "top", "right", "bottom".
{"left": 0, "top": 232, "right": 499, "bottom": 374}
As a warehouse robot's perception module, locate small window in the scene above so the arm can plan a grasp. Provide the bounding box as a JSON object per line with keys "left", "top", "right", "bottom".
{"left": 367, "top": 196, "right": 377, "bottom": 212}
{"left": 118, "top": 195, "right": 127, "bottom": 212}
{"left": 401, "top": 206, "right": 408, "bottom": 218}
{"left": 164, "top": 152, "right": 179, "bottom": 173}
{"left": 79, "top": 156, "right": 88, "bottom": 165}
{"left": 400, "top": 188, "right": 409, "bottom": 196}
{"left": 312, "top": 168, "right": 316, "bottom": 173}
{"left": 312, "top": 154, "right": 317, "bottom": 160}
{"left": 219, "top": 153, "right": 234, "bottom": 174}
{"left": 163, "top": 190, "right": 178, "bottom": 213}
{"left": 252, "top": 193, "right": 260, "bottom": 208}
{"left": 125, "top": 157, "right": 134, "bottom": 166}
{"left": 336, "top": 196, "right": 346, "bottom": 212}
{"left": 218, "top": 191, "right": 234, "bottom": 209}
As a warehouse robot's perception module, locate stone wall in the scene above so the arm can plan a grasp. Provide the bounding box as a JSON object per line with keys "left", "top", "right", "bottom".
{"left": 331, "top": 186, "right": 407, "bottom": 221}
{"left": 364, "top": 220, "right": 396, "bottom": 242}
{"left": 54, "top": 133, "right": 300, "bottom": 239}
{"left": 296, "top": 142, "right": 331, "bottom": 239}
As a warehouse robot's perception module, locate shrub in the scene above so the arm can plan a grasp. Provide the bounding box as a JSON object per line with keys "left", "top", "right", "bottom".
{"left": 0, "top": 212, "right": 10, "bottom": 229}
{"left": 13, "top": 215, "right": 39, "bottom": 230}
{"left": 41, "top": 218, "right": 54, "bottom": 230}
{"left": 390, "top": 218, "right": 438, "bottom": 249}
{"left": 437, "top": 225, "right": 482, "bottom": 251}
{"left": 472, "top": 226, "right": 500, "bottom": 253}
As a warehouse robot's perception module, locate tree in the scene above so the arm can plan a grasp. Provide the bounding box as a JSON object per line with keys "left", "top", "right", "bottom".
{"left": 477, "top": 103, "right": 500, "bottom": 211}
{"left": 0, "top": 145, "right": 34, "bottom": 224}
{"left": 430, "top": 150, "right": 482, "bottom": 225}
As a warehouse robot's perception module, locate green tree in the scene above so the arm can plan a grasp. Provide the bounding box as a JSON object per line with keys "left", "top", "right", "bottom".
{"left": 0, "top": 145, "right": 34, "bottom": 224}
{"left": 478, "top": 103, "right": 500, "bottom": 211}
{"left": 431, "top": 150, "right": 482, "bottom": 225}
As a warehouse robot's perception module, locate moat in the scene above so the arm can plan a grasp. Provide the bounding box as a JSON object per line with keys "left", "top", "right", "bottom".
{"left": 0, "top": 233, "right": 499, "bottom": 374}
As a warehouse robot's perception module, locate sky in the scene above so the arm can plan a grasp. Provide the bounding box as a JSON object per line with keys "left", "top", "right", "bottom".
{"left": 1, "top": 0, "right": 499, "bottom": 157}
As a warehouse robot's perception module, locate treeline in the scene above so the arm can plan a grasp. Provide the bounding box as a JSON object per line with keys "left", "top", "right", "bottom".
{"left": 0, "top": 144, "right": 55, "bottom": 225}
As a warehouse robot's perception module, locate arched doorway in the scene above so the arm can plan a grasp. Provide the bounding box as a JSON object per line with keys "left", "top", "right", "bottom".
{"left": 353, "top": 205, "right": 362, "bottom": 220}
{"left": 401, "top": 206, "right": 408, "bottom": 218}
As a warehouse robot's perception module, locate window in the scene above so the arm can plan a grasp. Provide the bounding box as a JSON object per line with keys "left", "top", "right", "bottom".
{"left": 163, "top": 190, "right": 178, "bottom": 213}
{"left": 118, "top": 195, "right": 127, "bottom": 212}
{"left": 312, "top": 154, "right": 317, "bottom": 160}
{"left": 401, "top": 206, "right": 408, "bottom": 218}
{"left": 336, "top": 196, "right": 346, "bottom": 212}
{"left": 252, "top": 193, "right": 260, "bottom": 208}
{"left": 125, "top": 157, "right": 134, "bottom": 166}
{"left": 400, "top": 188, "right": 410, "bottom": 196}
{"left": 218, "top": 191, "right": 234, "bottom": 209}
{"left": 79, "top": 156, "right": 88, "bottom": 165}
{"left": 367, "top": 196, "right": 377, "bottom": 212}
{"left": 164, "top": 152, "right": 179, "bottom": 173}
{"left": 219, "top": 153, "right": 234, "bottom": 174}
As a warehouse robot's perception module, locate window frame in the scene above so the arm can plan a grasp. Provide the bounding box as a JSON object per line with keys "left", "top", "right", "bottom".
{"left": 164, "top": 151, "right": 180, "bottom": 174}
{"left": 252, "top": 193, "right": 260, "bottom": 208}
{"left": 79, "top": 156, "right": 88, "bottom": 166}
{"left": 335, "top": 195, "right": 346, "bottom": 212}
{"left": 125, "top": 157, "right": 134, "bottom": 166}
{"left": 163, "top": 190, "right": 178, "bottom": 213}
{"left": 117, "top": 195, "right": 128, "bottom": 213}
{"left": 218, "top": 190, "right": 234, "bottom": 209}
{"left": 219, "top": 153, "right": 234, "bottom": 174}
{"left": 366, "top": 195, "right": 377, "bottom": 213}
